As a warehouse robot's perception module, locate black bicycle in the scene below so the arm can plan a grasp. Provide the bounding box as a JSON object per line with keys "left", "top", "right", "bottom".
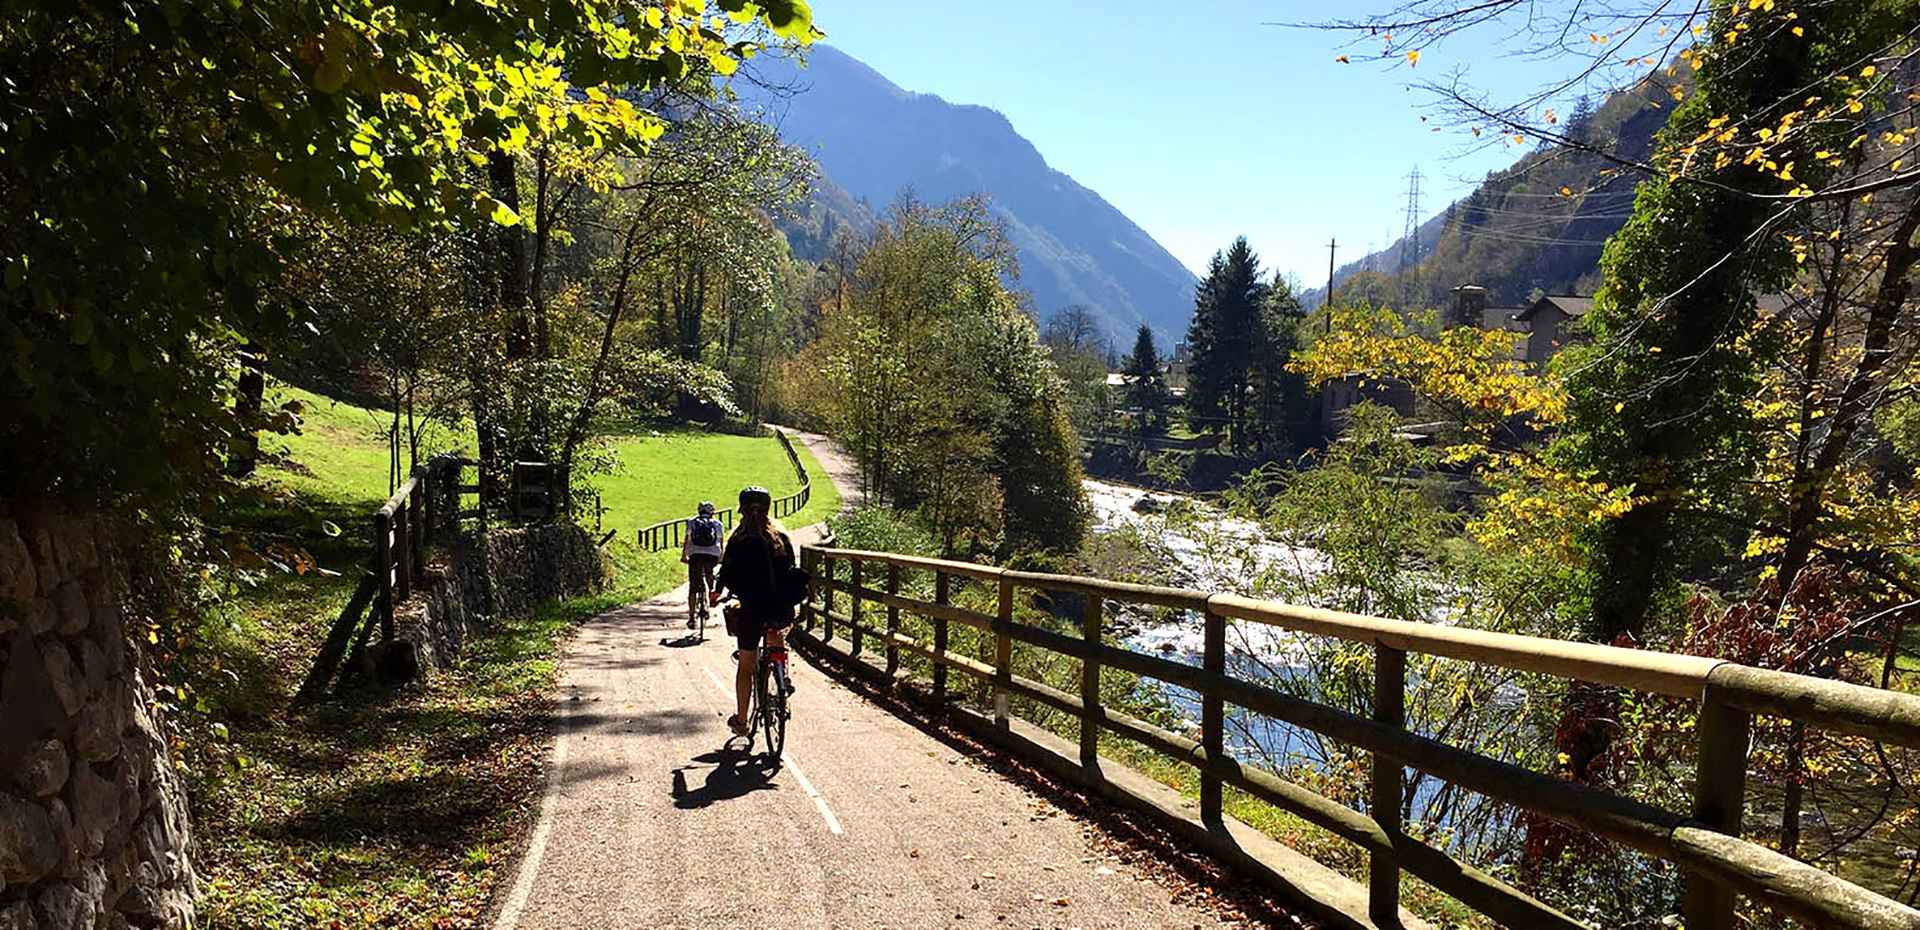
{"left": 741, "top": 626, "right": 792, "bottom": 762}
{"left": 686, "top": 560, "right": 712, "bottom": 641}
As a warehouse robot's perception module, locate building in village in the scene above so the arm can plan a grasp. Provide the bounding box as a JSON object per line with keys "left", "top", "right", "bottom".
{"left": 1317, "top": 284, "right": 1595, "bottom": 432}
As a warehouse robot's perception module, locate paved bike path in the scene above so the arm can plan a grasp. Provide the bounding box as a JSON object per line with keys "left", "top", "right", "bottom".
{"left": 493, "top": 433, "right": 1245, "bottom": 929}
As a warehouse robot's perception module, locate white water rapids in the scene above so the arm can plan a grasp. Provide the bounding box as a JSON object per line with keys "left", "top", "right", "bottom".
{"left": 1081, "top": 478, "right": 1327, "bottom": 668}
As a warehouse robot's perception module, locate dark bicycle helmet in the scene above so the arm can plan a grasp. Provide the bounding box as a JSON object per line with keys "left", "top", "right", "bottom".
{"left": 738, "top": 485, "right": 772, "bottom": 509}
{"left": 697, "top": 500, "right": 717, "bottom": 516}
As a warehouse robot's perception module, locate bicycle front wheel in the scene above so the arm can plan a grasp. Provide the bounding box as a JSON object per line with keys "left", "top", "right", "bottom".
{"left": 756, "top": 663, "right": 786, "bottom": 762}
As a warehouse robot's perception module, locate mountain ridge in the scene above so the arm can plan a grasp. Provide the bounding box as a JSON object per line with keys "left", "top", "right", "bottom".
{"left": 741, "top": 45, "right": 1199, "bottom": 346}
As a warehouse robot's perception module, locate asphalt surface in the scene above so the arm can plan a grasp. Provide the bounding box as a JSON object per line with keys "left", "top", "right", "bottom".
{"left": 493, "top": 432, "right": 1247, "bottom": 929}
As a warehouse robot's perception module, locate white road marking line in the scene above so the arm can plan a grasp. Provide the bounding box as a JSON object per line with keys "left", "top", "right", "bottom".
{"left": 701, "top": 663, "right": 844, "bottom": 836}
{"left": 491, "top": 693, "right": 571, "bottom": 930}
{"left": 783, "top": 754, "right": 844, "bottom": 835}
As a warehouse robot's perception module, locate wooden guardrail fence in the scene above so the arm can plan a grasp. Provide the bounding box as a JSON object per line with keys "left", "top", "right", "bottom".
{"left": 796, "top": 546, "right": 1920, "bottom": 930}
{"left": 636, "top": 428, "right": 811, "bottom": 552}
{"left": 298, "top": 453, "right": 479, "bottom": 699}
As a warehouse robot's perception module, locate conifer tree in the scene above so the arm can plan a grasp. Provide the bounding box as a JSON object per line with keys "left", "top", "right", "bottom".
{"left": 1123, "top": 324, "right": 1171, "bottom": 438}
{"left": 1184, "top": 237, "right": 1268, "bottom": 454}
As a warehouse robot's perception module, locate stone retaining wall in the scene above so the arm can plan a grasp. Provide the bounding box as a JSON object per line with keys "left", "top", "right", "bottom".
{"left": 0, "top": 507, "right": 195, "bottom": 929}
{"left": 381, "top": 521, "right": 607, "bottom": 683}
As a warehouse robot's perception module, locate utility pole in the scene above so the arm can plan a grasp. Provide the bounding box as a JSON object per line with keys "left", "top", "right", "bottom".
{"left": 1325, "top": 238, "right": 1337, "bottom": 333}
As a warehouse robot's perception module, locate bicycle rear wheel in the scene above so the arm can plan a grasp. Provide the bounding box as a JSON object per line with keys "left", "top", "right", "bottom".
{"left": 688, "top": 569, "right": 705, "bottom": 635}
{"left": 756, "top": 662, "right": 786, "bottom": 762}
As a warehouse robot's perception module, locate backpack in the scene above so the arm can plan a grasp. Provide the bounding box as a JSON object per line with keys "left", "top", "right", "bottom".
{"left": 689, "top": 516, "right": 721, "bottom": 547}
{"left": 766, "top": 534, "right": 812, "bottom": 615}
{"left": 771, "top": 562, "right": 812, "bottom": 613}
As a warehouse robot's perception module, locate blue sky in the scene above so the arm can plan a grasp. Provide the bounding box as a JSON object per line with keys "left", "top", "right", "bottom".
{"left": 801, "top": 1, "right": 1614, "bottom": 285}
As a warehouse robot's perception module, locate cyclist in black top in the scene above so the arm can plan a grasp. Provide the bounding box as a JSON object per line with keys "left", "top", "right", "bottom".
{"left": 713, "top": 485, "right": 796, "bottom": 735}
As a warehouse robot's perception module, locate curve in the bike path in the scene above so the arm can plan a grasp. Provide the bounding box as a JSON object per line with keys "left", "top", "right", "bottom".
{"left": 492, "top": 432, "right": 1249, "bottom": 930}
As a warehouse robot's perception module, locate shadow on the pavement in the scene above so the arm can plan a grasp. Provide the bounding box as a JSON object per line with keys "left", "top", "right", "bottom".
{"left": 566, "top": 653, "right": 667, "bottom": 672}
{"left": 562, "top": 706, "right": 711, "bottom": 738}
{"left": 670, "top": 747, "right": 780, "bottom": 809}
{"left": 659, "top": 633, "right": 708, "bottom": 649}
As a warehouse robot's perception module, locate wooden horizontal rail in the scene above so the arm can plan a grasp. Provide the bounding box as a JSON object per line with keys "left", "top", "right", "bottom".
{"left": 814, "top": 607, "right": 994, "bottom": 680}
{"left": 1005, "top": 569, "right": 1215, "bottom": 612}
{"left": 817, "top": 579, "right": 996, "bottom": 629}
{"left": 819, "top": 547, "right": 1004, "bottom": 582}
{"left": 807, "top": 547, "right": 1920, "bottom": 930}
{"left": 1708, "top": 663, "right": 1920, "bottom": 750}
{"left": 377, "top": 476, "right": 419, "bottom": 518}
{"left": 1208, "top": 594, "right": 1721, "bottom": 700}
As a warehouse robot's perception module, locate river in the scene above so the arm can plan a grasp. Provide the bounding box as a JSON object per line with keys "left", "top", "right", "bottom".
{"left": 1082, "top": 478, "right": 1508, "bottom": 806}
{"left": 1082, "top": 477, "right": 1337, "bottom": 761}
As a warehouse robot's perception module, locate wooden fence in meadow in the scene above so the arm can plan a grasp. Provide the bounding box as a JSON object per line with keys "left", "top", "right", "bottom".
{"left": 297, "top": 453, "right": 481, "bottom": 699}
{"left": 635, "top": 428, "right": 811, "bottom": 552}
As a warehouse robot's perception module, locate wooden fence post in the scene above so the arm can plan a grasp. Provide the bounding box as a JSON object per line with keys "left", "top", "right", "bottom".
{"left": 374, "top": 510, "right": 394, "bottom": 643}
{"left": 409, "top": 477, "right": 426, "bottom": 579}
{"left": 1371, "top": 644, "right": 1406, "bottom": 924}
{"left": 1202, "top": 607, "right": 1226, "bottom": 823}
{"left": 1081, "top": 593, "right": 1103, "bottom": 777}
{"left": 822, "top": 556, "right": 836, "bottom": 641}
{"left": 422, "top": 467, "right": 435, "bottom": 546}
{"left": 799, "top": 548, "right": 816, "bottom": 628}
{"left": 885, "top": 563, "right": 900, "bottom": 679}
{"left": 933, "top": 571, "right": 950, "bottom": 703}
{"left": 1684, "top": 684, "right": 1752, "bottom": 930}
{"left": 850, "top": 559, "right": 865, "bottom": 659}
{"left": 395, "top": 498, "right": 414, "bottom": 604}
{"left": 994, "top": 575, "right": 1013, "bottom": 730}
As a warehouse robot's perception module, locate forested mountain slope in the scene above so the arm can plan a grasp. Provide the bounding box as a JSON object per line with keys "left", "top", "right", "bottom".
{"left": 1302, "top": 72, "right": 1682, "bottom": 309}
{"left": 743, "top": 45, "right": 1198, "bottom": 345}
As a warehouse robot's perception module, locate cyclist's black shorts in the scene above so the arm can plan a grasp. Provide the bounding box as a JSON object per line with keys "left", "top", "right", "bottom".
{"left": 688, "top": 553, "right": 718, "bottom": 576}
{"left": 734, "top": 606, "right": 794, "bottom": 653}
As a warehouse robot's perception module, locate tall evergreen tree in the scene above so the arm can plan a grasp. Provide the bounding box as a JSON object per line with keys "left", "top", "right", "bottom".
{"left": 1122, "top": 324, "right": 1171, "bottom": 438}
{"left": 1250, "top": 277, "right": 1314, "bottom": 456}
{"left": 1185, "top": 251, "right": 1229, "bottom": 431}
{"left": 1185, "top": 237, "right": 1267, "bottom": 454}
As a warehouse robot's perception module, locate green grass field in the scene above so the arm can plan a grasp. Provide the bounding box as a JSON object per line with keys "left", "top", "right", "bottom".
{"left": 262, "top": 385, "right": 472, "bottom": 507}
{"left": 193, "top": 383, "right": 843, "bottom": 929}
{"left": 591, "top": 429, "right": 832, "bottom": 535}
{"left": 587, "top": 427, "right": 842, "bottom": 600}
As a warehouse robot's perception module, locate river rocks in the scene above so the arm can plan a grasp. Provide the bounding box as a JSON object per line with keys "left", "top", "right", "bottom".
{"left": 0, "top": 503, "right": 194, "bottom": 927}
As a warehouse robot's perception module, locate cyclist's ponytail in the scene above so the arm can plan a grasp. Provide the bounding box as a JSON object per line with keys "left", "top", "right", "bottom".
{"left": 732, "top": 505, "right": 787, "bottom": 556}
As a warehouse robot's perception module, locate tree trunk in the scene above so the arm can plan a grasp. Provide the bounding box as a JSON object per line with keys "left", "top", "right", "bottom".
{"left": 490, "top": 152, "right": 532, "bottom": 362}
{"left": 1775, "top": 202, "right": 1920, "bottom": 597}
{"left": 227, "top": 340, "right": 267, "bottom": 478}
{"left": 1780, "top": 721, "right": 1807, "bottom": 857}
